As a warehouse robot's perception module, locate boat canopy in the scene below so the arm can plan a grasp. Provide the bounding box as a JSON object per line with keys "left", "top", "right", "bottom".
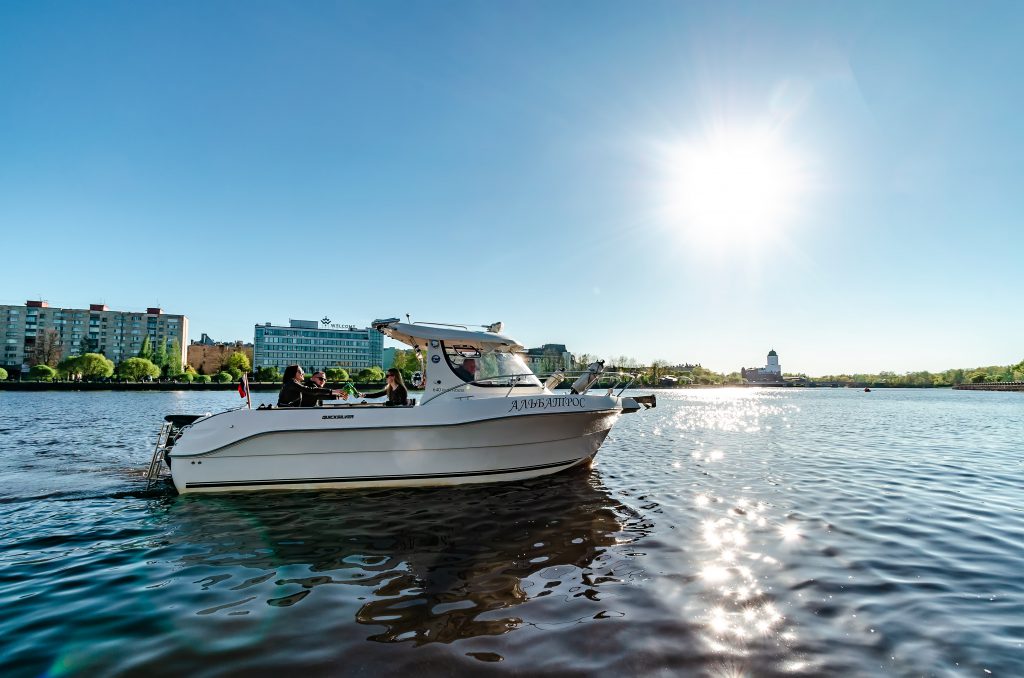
{"left": 372, "top": 319, "right": 525, "bottom": 352}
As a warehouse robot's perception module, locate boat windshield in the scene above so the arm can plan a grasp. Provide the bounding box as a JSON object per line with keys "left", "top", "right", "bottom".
{"left": 444, "top": 344, "right": 541, "bottom": 387}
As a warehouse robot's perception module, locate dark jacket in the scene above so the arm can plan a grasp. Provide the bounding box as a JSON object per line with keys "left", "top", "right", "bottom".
{"left": 362, "top": 383, "right": 409, "bottom": 407}
{"left": 453, "top": 365, "right": 477, "bottom": 382}
{"left": 299, "top": 378, "right": 338, "bottom": 407}
{"left": 277, "top": 379, "right": 333, "bottom": 407}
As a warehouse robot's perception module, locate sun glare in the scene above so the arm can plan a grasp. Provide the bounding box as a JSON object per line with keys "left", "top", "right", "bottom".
{"left": 658, "top": 124, "right": 808, "bottom": 249}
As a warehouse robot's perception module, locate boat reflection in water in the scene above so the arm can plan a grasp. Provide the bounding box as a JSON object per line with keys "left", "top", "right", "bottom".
{"left": 162, "top": 465, "right": 651, "bottom": 645}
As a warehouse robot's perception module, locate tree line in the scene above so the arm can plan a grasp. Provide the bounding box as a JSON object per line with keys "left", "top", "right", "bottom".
{"left": 5, "top": 333, "right": 255, "bottom": 383}
{"left": 11, "top": 337, "right": 1016, "bottom": 388}
{"left": 569, "top": 354, "right": 1024, "bottom": 387}
{"left": 801, "top": 360, "right": 1024, "bottom": 386}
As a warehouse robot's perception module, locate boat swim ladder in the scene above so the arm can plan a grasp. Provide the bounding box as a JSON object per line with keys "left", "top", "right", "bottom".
{"left": 145, "top": 422, "right": 173, "bottom": 489}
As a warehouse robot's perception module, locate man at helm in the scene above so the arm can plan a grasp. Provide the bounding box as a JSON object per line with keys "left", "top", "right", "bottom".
{"left": 453, "top": 358, "right": 478, "bottom": 383}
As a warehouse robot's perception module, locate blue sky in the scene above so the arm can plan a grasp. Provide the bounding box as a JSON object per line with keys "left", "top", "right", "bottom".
{"left": 1, "top": 1, "right": 1021, "bottom": 374}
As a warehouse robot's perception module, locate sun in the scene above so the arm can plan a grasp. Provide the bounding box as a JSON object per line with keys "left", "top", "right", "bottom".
{"left": 657, "top": 124, "right": 808, "bottom": 249}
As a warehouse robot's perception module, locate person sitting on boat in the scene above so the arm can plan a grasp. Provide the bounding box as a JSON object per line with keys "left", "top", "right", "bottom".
{"left": 358, "top": 368, "right": 409, "bottom": 407}
{"left": 278, "top": 365, "right": 344, "bottom": 407}
{"left": 300, "top": 370, "right": 343, "bottom": 407}
{"left": 452, "top": 357, "right": 478, "bottom": 383}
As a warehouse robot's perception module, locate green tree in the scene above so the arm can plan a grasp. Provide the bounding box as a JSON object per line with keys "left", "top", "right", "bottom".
{"left": 178, "top": 372, "right": 195, "bottom": 383}
{"left": 325, "top": 367, "right": 350, "bottom": 382}
{"left": 213, "top": 371, "right": 234, "bottom": 383}
{"left": 165, "top": 339, "right": 183, "bottom": 377}
{"left": 357, "top": 366, "right": 385, "bottom": 383}
{"left": 0, "top": 367, "right": 8, "bottom": 381}
{"left": 649, "top": 359, "right": 669, "bottom": 384}
{"left": 223, "top": 352, "right": 251, "bottom": 376}
{"left": 118, "top": 357, "right": 161, "bottom": 381}
{"left": 390, "top": 350, "right": 421, "bottom": 380}
{"left": 152, "top": 339, "right": 168, "bottom": 371}
{"left": 255, "top": 366, "right": 281, "bottom": 382}
{"left": 137, "top": 335, "right": 153, "bottom": 361}
{"left": 57, "top": 355, "right": 83, "bottom": 379}
{"left": 29, "top": 364, "right": 57, "bottom": 381}
{"left": 690, "top": 365, "right": 723, "bottom": 385}
{"left": 194, "top": 374, "right": 212, "bottom": 384}
{"left": 78, "top": 353, "right": 115, "bottom": 379}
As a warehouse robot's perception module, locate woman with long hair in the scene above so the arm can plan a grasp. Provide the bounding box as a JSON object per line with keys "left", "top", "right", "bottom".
{"left": 359, "top": 368, "right": 409, "bottom": 407}
{"left": 277, "top": 364, "right": 344, "bottom": 407}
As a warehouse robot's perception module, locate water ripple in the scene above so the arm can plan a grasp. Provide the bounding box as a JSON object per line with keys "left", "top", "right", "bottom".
{"left": 0, "top": 389, "right": 1021, "bottom": 676}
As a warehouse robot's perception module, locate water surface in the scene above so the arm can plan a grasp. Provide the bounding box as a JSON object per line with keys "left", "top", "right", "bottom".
{"left": 1, "top": 388, "right": 1021, "bottom": 676}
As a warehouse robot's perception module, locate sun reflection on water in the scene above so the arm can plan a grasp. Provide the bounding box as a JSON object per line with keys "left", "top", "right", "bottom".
{"left": 671, "top": 389, "right": 797, "bottom": 434}
{"left": 690, "top": 489, "right": 800, "bottom": 662}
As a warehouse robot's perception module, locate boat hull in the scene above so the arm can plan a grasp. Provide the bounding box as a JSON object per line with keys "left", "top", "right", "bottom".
{"left": 169, "top": 399, "right": 624, "bottom": 493}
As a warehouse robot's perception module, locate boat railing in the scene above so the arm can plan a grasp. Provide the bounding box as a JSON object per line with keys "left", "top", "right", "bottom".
{"left": 544, "top": 369, "right": 640, "bottom": 396}
{"left": 420, "top": 370, "right": 640, "bottom": 405}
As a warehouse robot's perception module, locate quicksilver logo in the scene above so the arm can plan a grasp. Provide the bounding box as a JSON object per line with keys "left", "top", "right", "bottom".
{"left": 321, "top": 414, "right": 355, "bottom": 420}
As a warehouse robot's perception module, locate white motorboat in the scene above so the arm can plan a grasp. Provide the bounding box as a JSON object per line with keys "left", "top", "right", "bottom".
{"left": 149, "top": 319, "right": 655, "bottom": 493}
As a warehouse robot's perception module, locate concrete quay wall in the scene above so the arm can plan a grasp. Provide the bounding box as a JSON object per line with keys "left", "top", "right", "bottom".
{"left": 952, "top": 382, "right": 1024, "bottom": 392}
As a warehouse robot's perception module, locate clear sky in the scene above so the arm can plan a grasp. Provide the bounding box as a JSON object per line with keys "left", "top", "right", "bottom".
{"left": 1, "top": 1, "right": 1021, "bottom": 375}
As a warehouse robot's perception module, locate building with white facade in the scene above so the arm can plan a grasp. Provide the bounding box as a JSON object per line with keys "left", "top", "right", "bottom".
{"left": 742, "top": 349, "right": 783, "bottom": 383}
{"left": 1, "top": 300, "right": 188, "bottom": 374}
{"left": 253, "top": 319, "right": 383, "bottom": 373}
{"left": 522, "top": 343, "right": 576, "bottom": 374}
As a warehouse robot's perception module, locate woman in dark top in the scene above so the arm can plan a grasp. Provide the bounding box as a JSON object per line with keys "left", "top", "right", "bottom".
{"left": 359, "top": 368, "right": 409, "bottom": 407}
{"left": 278, "top": 365, "right": 342, "bottom": 407}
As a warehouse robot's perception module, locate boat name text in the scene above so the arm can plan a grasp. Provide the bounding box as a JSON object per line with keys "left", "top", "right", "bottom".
{"left": 508, "top": 396, "right": 587, "bottom": 413}
{"left": 321, "top": 414, "right": 355, "bottom": 420}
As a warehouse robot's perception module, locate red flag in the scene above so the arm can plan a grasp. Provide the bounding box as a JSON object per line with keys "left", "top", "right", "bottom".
{"left": 241, "top": 373, "right": 252, "bottom": 409}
